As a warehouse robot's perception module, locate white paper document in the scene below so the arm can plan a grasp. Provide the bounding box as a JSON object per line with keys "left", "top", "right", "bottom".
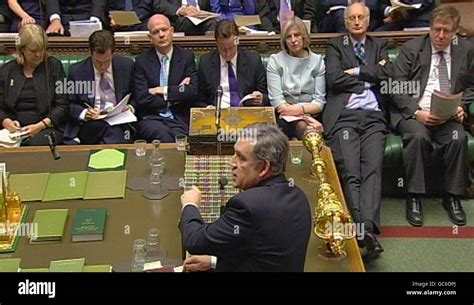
{"left": 69, "top": 19, "right": 102, "bottom": 37}
{"left": 430, "top": 90, "right": 462, "bottom": 121}
{"left": 186, "top": 10, "right": 219, "bottom": 26}
{"left": 389, "top": 0, "right": 422, "bottom": 13}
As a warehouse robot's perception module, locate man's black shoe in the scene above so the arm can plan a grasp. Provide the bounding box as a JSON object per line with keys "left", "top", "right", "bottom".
{"left": 362, "top": 232, "right": 384, "bottom": 262}
{"left": 442, "top": 196, "right": 466, "bottom": 226}
{"left": 406, "top": 195, "right": 423, "bottom": 227}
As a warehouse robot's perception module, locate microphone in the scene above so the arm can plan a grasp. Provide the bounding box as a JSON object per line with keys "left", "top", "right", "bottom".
{"left": 47, "top": 129, "right": 61, "bottom": 160}
{"left": 218, "top": 176, "right": 228, "bottom": 215}
{"left": 215, "top": 85, "right": 223, "bottom": 131}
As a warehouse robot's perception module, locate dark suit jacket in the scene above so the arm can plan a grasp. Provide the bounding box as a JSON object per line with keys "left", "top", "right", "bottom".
{"left": 134, "top": 46, "right": 198, "bottom": 124}
{"left": 153, "top": 0, "right": 211, "bottom": 22}
{"left": 180, "top": 174, "right": 311, "bottom": 272}
{"left": 197, "top": 48, "right": 268, "bottom": 107}
{"left": 267, "top": 0, "right": 318, "bottom": 33}
{"left": 108, "top": 0, "right": 153, "bottom": 21}
{"left": 47, "top": 0, "right": 106, "bottom": 21}
{"left": 63, "top": 55, "right": 135, "bottom": 143}
{"left": 0, "top": 57, "right": 68, "bottom": 129}
{"left": 390, "top": 34, "right": 474, "bottom": 128}
{"left": 322, "top": 34, "right": 392, "bottom": 136}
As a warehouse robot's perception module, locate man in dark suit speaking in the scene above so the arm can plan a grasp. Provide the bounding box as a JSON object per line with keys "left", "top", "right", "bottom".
{"left": 180, "top": 124, "right": 311, "bottom": 272}
{"left": 196, "top": 19, "right": 268, "bottom": 108}
{"left": 390, "top": 5, "right": 474, "bottom": 227}
{"left": 322, "top": 2, "right": 392, "bottom": 261}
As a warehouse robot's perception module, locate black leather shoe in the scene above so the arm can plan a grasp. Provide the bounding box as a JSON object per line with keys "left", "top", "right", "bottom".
{"left": 406, "top": 195, "right": 423, "bottom": 227}
{"left": 442, "top": 196, "right": 466, "bottom": 226}
{"left": 362, "top": 232, "right": 384, "bottom": 261}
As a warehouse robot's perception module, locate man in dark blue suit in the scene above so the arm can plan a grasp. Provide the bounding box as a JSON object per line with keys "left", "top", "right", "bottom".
{"left": 64, "top": 30, "right": 135, "bottom": 144}
{"left": 135, "top": 14, "right": 198, "bottom": 142}
{"left": 0, "top": 2, "right": 13, "bottom": 32}
{"left": 376, "top": 0, "right": 435, "bottom": 31}
{"left": 108, "top": 0, "right": 154, "bottom": 31}
{"left": 197, "top": 19, "right": 268, "bottom": 108}
{"left": 180, "top": 124, "right": 311, "bottom": 272}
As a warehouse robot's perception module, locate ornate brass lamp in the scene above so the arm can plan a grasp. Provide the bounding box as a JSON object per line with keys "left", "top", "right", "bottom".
{"left": 0, "top": 173, "right": 27, "bottom": 252}
{"left": 303, "top": 128, "right": 355, "bottom": 258}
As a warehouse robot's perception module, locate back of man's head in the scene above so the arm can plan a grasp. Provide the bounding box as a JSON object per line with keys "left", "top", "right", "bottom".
{"left": 214, "top": 19, "right": 239, "bottom": 41}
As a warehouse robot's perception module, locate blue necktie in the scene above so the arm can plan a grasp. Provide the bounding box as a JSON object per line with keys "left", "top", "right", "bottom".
{"left": 355, "top": 42, "right": 367, "bottom": 66}
{"left": 438, "top": 51, "right": 450, "bottom": 93}
{"left": 227, "top": 61, "right": 240, "bottom": 107}
{"left": 159, "top": 56, "right": 174, "bottom": 119}
{"left": 124, "top": 0, "right": 134, "bottom": 11}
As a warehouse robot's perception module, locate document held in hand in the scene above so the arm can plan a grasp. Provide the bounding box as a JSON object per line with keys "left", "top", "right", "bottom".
{"left": 186, "top": 10, "right": 220, "bottom": 26}
{"left": 389, "top": 0, "right": 422, "bottom": 13}
{"left": 430, "top": 90, "right": 463, "bottom": 121}
{"left": 97, "top": 93, "right": 137, "bottom": 126}
{"left": 110, "top": 11, "right": 141, "bottom": 26}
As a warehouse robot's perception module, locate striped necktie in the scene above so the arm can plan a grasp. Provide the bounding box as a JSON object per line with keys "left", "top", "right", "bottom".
{"left": 355, "top": 42, "right": 367, "bottom": 66}
{"left": 438, "top": 51, "right": 450, "bottom": 93}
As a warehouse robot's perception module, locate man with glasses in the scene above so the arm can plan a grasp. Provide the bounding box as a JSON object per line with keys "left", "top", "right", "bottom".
{"left": 134, "top": 14, "right": 198, "bottom": 142}
{"left": 390, "top": 5, "right": 474, "bottom": 227}
{"left": 323, "top": 2, "right": 392, "bottom": 261}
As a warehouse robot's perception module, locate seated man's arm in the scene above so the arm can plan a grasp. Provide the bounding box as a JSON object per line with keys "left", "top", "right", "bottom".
{"left": 358, "top": 40, "right": 393, "bottom": 84}
{"left": 325, "top": 40, "right": 366, "bottom": 94}
{"left": 153, "top": 0, "right": 181, "bottom": 20}
{"left": 251, "top": 54, "right": 269, "bottom": 106}
{"left": 392, "top": 43, "right": 421, "bottom": 120}
{"left": 134, "top": 56, "right": 167, "bottom": 114}
{"left": 196, "top": 58, "right": 212, "bottom": 108}
{"left": 167, "top": 53, "right": 198, "bottom": 103}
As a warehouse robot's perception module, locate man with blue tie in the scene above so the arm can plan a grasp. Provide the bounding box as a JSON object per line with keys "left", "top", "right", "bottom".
{"left": 323, "top": 2, "right": 392, "bottom": 261}
{"left": 153, "top": 0, "right": 217, "bottom": 35}
{"left": 197, "top": 19, "right": 268, "bottom": 108}
{"left": 266, "top": 0, "right": 318, "bottom": 33}
{"left": 64, "top": 30, "right": 136, "bottom": 144}
{"left": 390, "top": 5, "right": 474, "bottom": 227}
{"left": 134, "top": 14, "right": 198, "bottom": 142}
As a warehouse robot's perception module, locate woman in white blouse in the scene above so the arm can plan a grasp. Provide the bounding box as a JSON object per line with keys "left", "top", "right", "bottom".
{"left": 267, "top": 17, "right": 326, "bottom": 139}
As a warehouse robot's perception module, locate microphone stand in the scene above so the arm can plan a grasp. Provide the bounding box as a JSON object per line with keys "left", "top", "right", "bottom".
{"left": 215, "top": 86, "right": 223, "bottom": 155}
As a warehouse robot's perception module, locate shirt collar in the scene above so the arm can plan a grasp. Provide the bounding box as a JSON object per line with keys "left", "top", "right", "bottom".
{"left": 156, "top": 47, "right": 173, "bottom": 63}
{"left": 220, "top": 51, "right": 238, "bottom": 68}
{"left": 431, "top": 43, "right": 451, "bottom": 56}
{"left": 93, "top": 60, "right": 113, "bottom": 78}
{"left": 350, "top": 35, "right": 366, "bottom": 47}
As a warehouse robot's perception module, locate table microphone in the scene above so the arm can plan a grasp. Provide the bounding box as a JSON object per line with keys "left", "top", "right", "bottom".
{"left": 215, "top": 86, "right": 223, "bottom": 130}
{"left": 47, "top": 129, "right": 61, "bottom": 160}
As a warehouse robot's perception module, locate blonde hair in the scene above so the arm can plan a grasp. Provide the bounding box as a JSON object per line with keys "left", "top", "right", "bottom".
{"left": 14, "top": 24, "right": 49, "bottom": 65}
{"left": 280, "top": 17, "right": 310, "bottom": 53}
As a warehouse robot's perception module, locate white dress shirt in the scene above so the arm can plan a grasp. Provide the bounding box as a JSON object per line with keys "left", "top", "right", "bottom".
{"left": 219, "top": 53, "right": 238, "bottom": 108}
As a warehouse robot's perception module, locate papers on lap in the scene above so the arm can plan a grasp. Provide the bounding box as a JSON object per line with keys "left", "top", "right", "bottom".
{"left": 430, "top": 90, "right": 462, "bottom": 121}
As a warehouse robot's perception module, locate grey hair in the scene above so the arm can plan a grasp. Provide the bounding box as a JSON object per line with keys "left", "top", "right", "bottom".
{"left": 344, "top": 1, "right": 370, "bottom": 20}
{"left": 239, "top": 124, "right": 289, "bottom": 176}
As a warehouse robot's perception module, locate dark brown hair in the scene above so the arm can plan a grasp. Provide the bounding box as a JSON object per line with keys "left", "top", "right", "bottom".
{"left": 430, "top": 5, "right": 460, "bottom": 30}
{"left": 88, "top": 30, "right": 115, "bottom": 54}
{"left": 214, "top": 19, "right": 239, "bottom": 40}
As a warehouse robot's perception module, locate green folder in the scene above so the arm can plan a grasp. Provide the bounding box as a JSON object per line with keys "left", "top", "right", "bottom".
{"left": 49, "top": 258, "right": 85, "bottom": 272}
{"left": 0, "top": 258, "right": 21, "bottom": 272}
{"left": 21, "top": 268, "right": 49, "bottom": 272}
{"left": 87, "top": 149, "right": 127, "bottom": 171}
{"left": 9, "top": 173, "right": 50, "bottom": 201}
{"left": 30, "top": 209, "right": 68, "bottom": 244}
{"left": 83, "top": 265, "right": 113, "bottom": 272}
{"left": 83, "top": 171, "right": 127, "bottom": 200}
{"left": 42, "top": 171, "right": 88, "bottom": 202}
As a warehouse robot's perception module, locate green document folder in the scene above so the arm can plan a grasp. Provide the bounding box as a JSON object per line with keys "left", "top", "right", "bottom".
{"left": 42, "top": 171, "right": 88, "bottom": 202}
{"left": 83, "top": 265, "right": 113, "bottom": 272}
{"left": 9, "top": 173, "right": 50, "bottom": 201}
{"left": 30, "top": 209, "right": 68, "bottom": 244}
{"left": 49, "top": 258, "right": 85, "bottom": 272}
{"left": 21, "top": 268, "right": 49, "bottom": 272}
{"left": 87, "top": 149, "right": 127, "bottom": 171}
{"left": 83, "top": 171, "right": 127, "bottom": 200}
{"left": 0, "top": 258, "right": 21, "bottom": 272}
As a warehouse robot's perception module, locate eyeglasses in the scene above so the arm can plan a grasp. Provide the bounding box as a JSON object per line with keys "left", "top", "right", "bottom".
{"left": 347, "top": 15, "right": 368, "bottom": 22}
{"left": 431, "top": 27, "right": 455, "bottom": 35}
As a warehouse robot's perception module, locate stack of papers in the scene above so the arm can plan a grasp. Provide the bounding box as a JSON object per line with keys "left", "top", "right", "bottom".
{"left": 186, "top": 10, "right": 220, "bottom": 26}
{"left": 389, "top": 0, "right": 422, "bottom": 14}
{"left": 0, "top": 129, "right": 28, "bottom": 147}
{"left": 69, "top": 19, "right": 102, "bottom": 38}
{"left": 98, "top": 93, "right": 137, "bottom": 126}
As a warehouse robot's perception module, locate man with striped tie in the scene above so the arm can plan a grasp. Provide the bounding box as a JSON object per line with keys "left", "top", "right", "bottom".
{"left": 391, "top": 5, "right": 474, "bottom": 227}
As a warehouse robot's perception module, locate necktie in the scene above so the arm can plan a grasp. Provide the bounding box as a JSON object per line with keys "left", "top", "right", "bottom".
{"left": 227, "top": 61, "right": 240, "bottom": 107}
{"left": 438, "top": 51, "right": 450, "bottom": 93}
{"left": 124, "top": 0, "right": 133, "bottom": 11}
{"left": 355, "top": 42, "right": 367, "bottom": 66}
{"left": 188, "top": 0, "right": 196, "bottom": 7}
{"left": 159, "top": 55, "right": 174, "bottom": 119}
{"left": 279, "top": 0, "right": 294, "bottom": 31}
{"left": 99, "top": 73, "right": 116, "bottom": 111}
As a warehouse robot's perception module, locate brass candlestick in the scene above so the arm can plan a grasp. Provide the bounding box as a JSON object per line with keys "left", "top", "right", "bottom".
{"left": 303, "top": 128, "right": 354, "bottom": 258}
